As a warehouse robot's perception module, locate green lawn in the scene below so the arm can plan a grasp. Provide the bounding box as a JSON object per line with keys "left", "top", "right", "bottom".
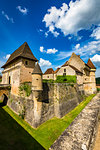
{"left": 0, "top": 94, "right": 95, "bottom": 150}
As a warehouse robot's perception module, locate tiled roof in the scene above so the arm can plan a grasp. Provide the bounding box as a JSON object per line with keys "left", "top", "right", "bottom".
{"left": 32, "top": 63, "right": 42, "bottom": 75}
{"left": 69, "top": 65, "right": 83, "bottom": 74}
{"left": 87, "top": 59, "right": 96, "bottom": 69}
{"left": 62, "top": 61, "right": 68, "bottom": 67}
{"left": 44, "top": 68, "right": 54, "bottom": 74}
{"left": 2, "top": 42, "right": 38, "bottom": 68}
{"left": 54, "top": 68, "right": 60, "bottom": 74}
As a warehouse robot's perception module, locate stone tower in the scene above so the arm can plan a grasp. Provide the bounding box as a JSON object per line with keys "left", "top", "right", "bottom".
{"left": 32, "top": 62, "right": 43, "bottom": 127}
{"left": 32, "top": 62, "right": 43, "bottom": 91}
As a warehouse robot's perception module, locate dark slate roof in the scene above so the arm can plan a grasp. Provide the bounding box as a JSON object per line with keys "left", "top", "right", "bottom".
{"left": 32, "top": 63, "right": 42, "bottom": 75}
{"left": 69, "top": 65, "right": 83, "bottom": 74}
{"left": 54, "top": 68, "right": 60, "bottom": 74}
{"left": 2, "top": 42, "right": 38, "bottom": 68}
{"left": 87, "top": 59, "right": 96, "bottom": 69}
{"left": 44, "top": 68, "right": 54, "bottom": 75}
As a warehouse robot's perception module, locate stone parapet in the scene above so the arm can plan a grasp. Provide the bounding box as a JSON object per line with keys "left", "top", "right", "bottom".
{"left": 50, "top": 93, "right": 100, "bottom": 150}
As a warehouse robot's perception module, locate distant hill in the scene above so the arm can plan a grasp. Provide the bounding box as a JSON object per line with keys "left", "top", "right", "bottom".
{"left": 96, "top": 77, "right": 100, "bottom": 84}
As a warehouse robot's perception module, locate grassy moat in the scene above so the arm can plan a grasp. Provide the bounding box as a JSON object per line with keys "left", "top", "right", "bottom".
{"left": 0, "top": 94, "right": 95, "bottom": 150}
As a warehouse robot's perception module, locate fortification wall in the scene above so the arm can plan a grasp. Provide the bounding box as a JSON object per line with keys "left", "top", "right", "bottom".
{"left": 50, "top": 93, "right": 100, "bottom": 150}
{"left": 8, "top": 83, "right": 85, "bottom": 128}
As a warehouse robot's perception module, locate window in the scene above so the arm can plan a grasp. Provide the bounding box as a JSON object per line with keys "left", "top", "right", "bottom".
{"left": 25, "top": 61, "right": 28, "bottom": 65}
{"left": 47, "top": 76, "right": 49, "bottom": 78}
{"left": 63, "top": 73, "right": 66, "bottom": 76}
{"left": 64, "top": 69, "right": 66, "bottom": 72}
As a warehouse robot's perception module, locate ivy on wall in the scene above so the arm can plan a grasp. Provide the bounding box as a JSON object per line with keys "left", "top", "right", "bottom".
{"left": 19, "top": 82, "right": 31, "bottom": 97}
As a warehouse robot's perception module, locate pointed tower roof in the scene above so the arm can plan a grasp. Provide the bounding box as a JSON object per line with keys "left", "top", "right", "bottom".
{"left": 32, "top": 63, "right": 42, "bottom": 75}
{"left": 87, "top": 59, "right": 96, "bottom": 69}
{"left": 2, "top": 42, "right": 38, "bottom": 68}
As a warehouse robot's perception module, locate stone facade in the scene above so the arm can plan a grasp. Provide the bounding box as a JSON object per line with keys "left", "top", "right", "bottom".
{"left": 43, "top": 53, "right": 97, "bottom": 95}
{"left": 8, "top": 83, "right": 84, "bottom": 128}
{"left": 1, "top": 42, "right": 37, "bottom": 96}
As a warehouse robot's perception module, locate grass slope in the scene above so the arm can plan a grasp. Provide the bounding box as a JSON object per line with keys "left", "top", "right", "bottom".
{"left": 1, "top": 94, "right": 95, "bottom": 150}
{"left": 0, "top": 105, "right": 45, "bottom": 150}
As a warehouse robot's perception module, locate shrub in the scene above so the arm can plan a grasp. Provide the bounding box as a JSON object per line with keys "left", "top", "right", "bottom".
{"left": 43, "top": 79, "right": 54, "bottom": 83}
{"left": 19, "top": 83, "right": 31, "bottom": 97}
{"left": 55, "top": 75, "right": 76, "bottom": 83}
{"left": 97, "top": 88, "right": 100, "bottom": 92}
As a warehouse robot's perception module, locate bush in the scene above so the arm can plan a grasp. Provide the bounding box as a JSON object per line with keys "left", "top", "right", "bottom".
{"left": 19, "top": 83, "right": 31, "bottom": 97}
{"left": 55, "top": 75, "right": 76, "bottom": 83}
{"left": 97, "top": 88, "right": 100, "bottom": 92}
{"left": 43, "top": 79, "right": 54, "bottom": 83}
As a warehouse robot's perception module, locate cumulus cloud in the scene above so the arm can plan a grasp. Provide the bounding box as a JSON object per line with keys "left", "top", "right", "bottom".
{"left": 39, "top": 46, "right": 58, "bottom": 54}
{"left": 75, "top": 44, "right": 80, "bottom": 49}
{"left": 39, "top": 58, "right": 52, "bottom": 67}
{"left": 2, "top": 11, "right": 14, "bottom": 23}
{"left": 43, "top": 0, "right": 100, "bottom": 37}
{"left": 91, "top": 54, "right": 100, "bottom": 67}
{"left": 16, "top": 6, "right": 28, "bottom": 15}
{"left": 3, "top": 54, "right": 10, "bottom": 60}
{"left": 95, "top": 68, "right": 100, "bottom": 77}
{"left": 47, "top": 48, "right": 58, "bottom": 54}
{"left": 40, "top": 46, "right": 44, "bottom": 52}
{"left": 91, "top": 26, "right": 100, "bottom": 40}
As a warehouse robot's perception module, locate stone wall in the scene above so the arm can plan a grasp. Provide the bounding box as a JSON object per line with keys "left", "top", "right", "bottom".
{"left": 8, "top": 83, "right": 85, "bottom": 128}
{"left": 50, "top": 93, "right": 100, "bottom": 150}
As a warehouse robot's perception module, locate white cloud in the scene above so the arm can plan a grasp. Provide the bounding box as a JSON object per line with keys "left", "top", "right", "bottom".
{"left": 39, "top": 58, "right": 52, "bottom": 67}
{"left": 91, "top": 54, "right": 100, "bottom": 67}
{"left": 39, "top": 46, "right": 58, "bottom": 54}
{"left": 3, "top": 54, "right": 10, "bottom": 60}
{"left": 40, "top": 46, "right": 44, "bottom": 52}
{"left": 75, "top": 44, "right": 80, "bottom": 49}
{"left": 56, "top": 51, "right": 72, "bottom": 60}
{"left": 43, "top": 0, "right": 100, "bottom": 37}
{"left": 16, "top": 6, "right": 28, "bottom": 15}
{"left": 95, "top": 68, "right": 100, "bottom": 77}
{"left": 2, "top": 11, "right": 14, "bottom": 23}
{"left": 39, "top": 29, "right": 43, "bottom": 32}
{"left": 91, "top": 26, "right": 100, "bottom": 40}
{"left": 45, "top": 32, "right": 49, "bottom": 37}
{"left": 47, "top": 48, "right": 58, "bottom": 54}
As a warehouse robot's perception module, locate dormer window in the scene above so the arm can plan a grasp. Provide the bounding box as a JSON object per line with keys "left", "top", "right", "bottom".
{"left": 25, "top": 61, "right": 28, "bottom": 65}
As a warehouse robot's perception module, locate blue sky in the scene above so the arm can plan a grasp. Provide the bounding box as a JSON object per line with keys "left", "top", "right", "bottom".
{"left": 0, "top": 0, "right": 100, "bottom": 77}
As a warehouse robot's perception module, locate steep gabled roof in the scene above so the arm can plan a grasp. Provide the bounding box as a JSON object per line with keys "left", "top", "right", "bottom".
{"left": 69, "top": 65, "right": 83, "bottom": 74}
{"left": 2, "top": 42, "right": 38, "bottom": 68}
{"left": 44, "top": 68, "right": 54, "bottom": 75}
{"left": 54, "top": 68, "right": 60, "bottom": 74}
{"left": 87, "top": 59, "right": 96, "bottom": 69}
{"left": 32, "top": 63, "right": 42, "bottom": 75}
{"left": 62, "top": 61, "right": 68, "bottom": 67}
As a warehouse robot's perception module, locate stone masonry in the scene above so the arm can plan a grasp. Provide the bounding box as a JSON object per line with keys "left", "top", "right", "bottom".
{"left": 50, "top": 92, "right": 100, "bottom": 150}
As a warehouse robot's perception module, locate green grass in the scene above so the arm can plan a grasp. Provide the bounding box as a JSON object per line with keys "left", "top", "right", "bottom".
{"left": 0, "top": 106, "right": 45, "bottom": 150}
{"left": 1, "top": 94, "right": 95, "bottom": 149}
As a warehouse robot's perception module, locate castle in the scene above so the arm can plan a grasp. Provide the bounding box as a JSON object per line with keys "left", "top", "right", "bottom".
{"left": 0, "top": 42, "right": 97, "bottom": 127}
{"left": 43, "top": 53, "right": 97, "bottom": 95}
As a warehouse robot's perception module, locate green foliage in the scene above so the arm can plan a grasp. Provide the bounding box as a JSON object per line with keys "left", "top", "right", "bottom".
{"left": 97, "top": 88, "right": 100, "bottom": 92}
{"left": 19, "top": 108, "right": 26, "bottom": 119}
{"left": 55, "top": 75, "right": 76, "bottom": 83}
{"left": 19, "top": 83, "right": 31, "bottom": 97}
{"left": 43, "top": 75, "right": 76, "bottom": 83}
{"left": 0, "top": 79, "right": 2, "bottom": 82}
{"left": 96, "top": 77, "right": 100, "bottom": 84}
{"left": 43, "top": 79, "right": 54, "bottom": 83}
{"left": 2, "top": 94, "right": 95, "bottom": 149}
